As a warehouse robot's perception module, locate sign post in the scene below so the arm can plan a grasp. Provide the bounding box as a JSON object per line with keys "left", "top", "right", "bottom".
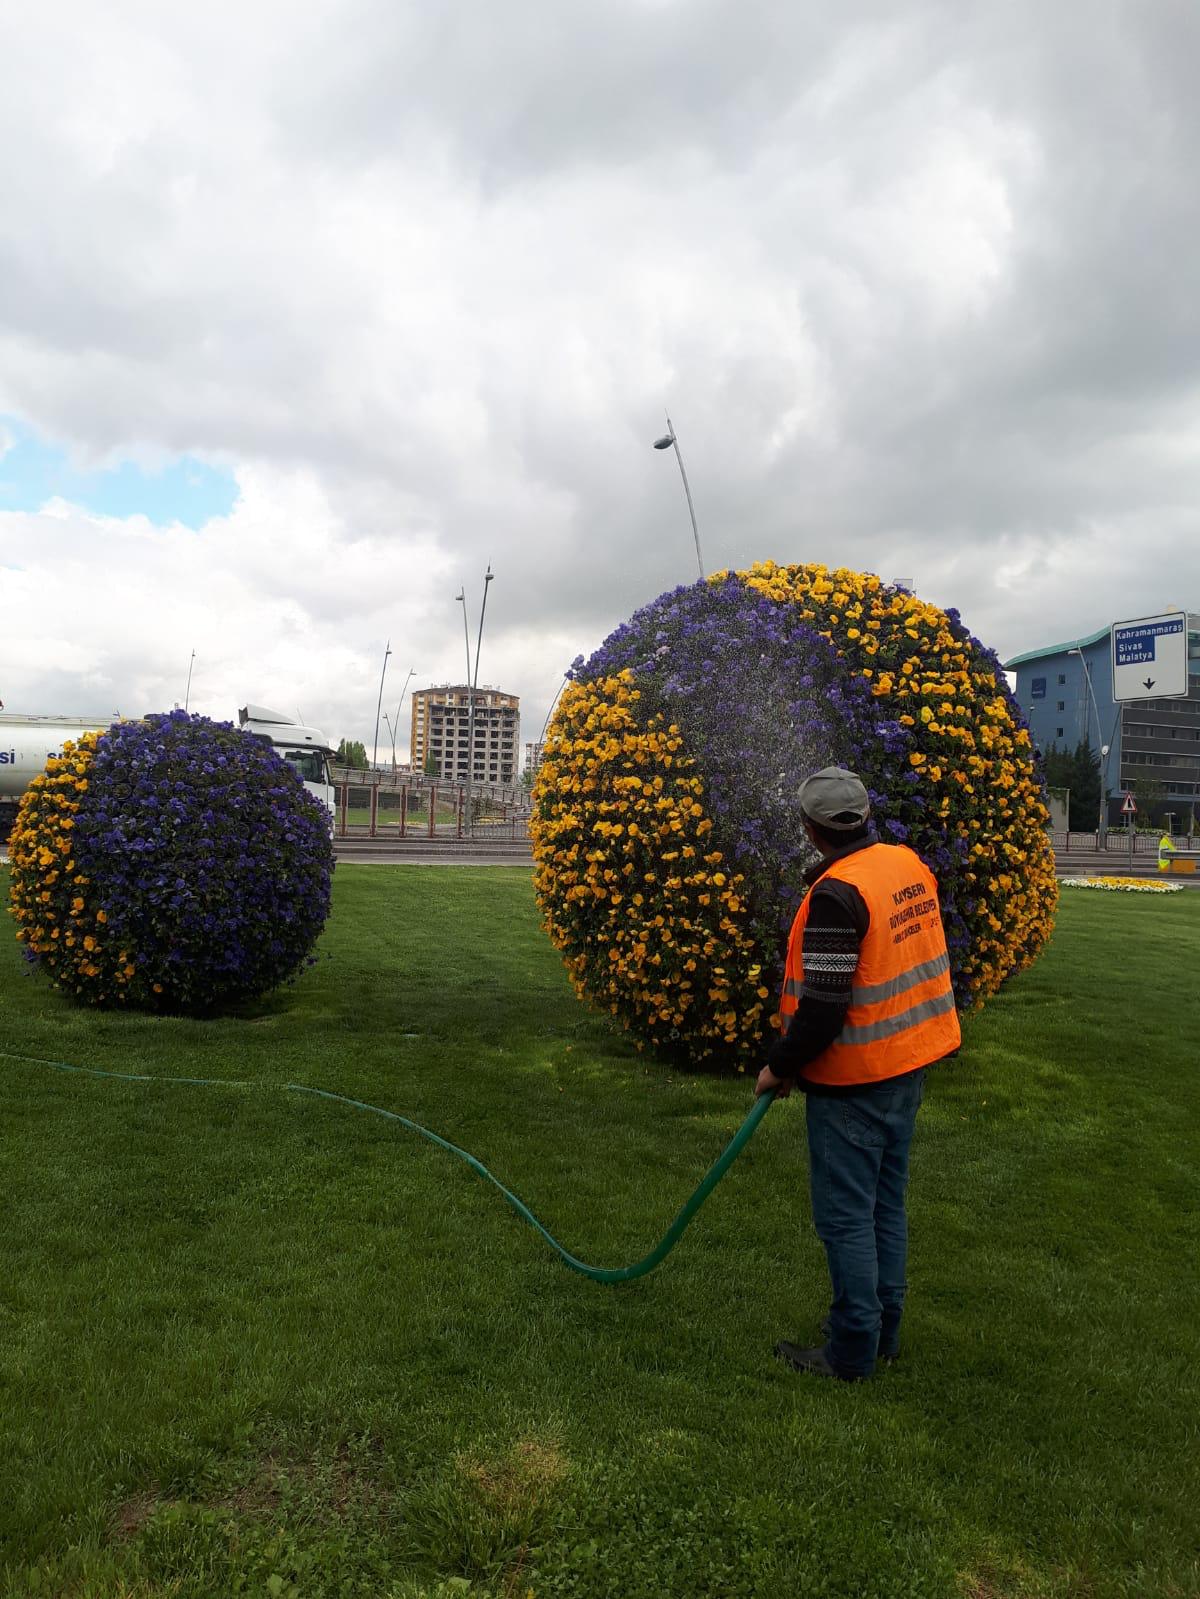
{"left": 1111, "top": 612, "right": 1189, "bottom": 703}
{"left": 1121, "top": 791, "right": 1137, "bottom": 870}
{"left": 1108, "top": 613, "right": 1187, "bottom": 862}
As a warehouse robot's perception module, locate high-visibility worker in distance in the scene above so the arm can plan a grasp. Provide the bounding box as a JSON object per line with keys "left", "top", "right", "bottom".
{"left": 755, "top": 767, "right": 960, "bottom": 1382}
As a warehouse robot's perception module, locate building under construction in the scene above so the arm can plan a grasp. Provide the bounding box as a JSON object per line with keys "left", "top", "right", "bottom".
{"left": 410, "top": 685, "right": 520, "bottom": 785}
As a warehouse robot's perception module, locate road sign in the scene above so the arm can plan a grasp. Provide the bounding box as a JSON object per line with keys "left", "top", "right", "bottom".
{"left": 1121, "top": 792, "right": 1137, "bottom": 816}
{"left": 1111, "top": 610, "right": 1189, "bottom": 702}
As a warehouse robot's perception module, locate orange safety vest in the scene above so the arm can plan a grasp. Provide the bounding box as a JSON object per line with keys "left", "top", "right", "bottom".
{"left": 779, "top": 842, "right": 961, "bottom": 1086}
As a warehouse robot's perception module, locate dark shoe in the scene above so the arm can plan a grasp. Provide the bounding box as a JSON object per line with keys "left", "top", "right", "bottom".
{"left": 774, "top": 1341, "right": 868, "bottom": 1382}
{"left": 820, "top": 1317, "right": 900, "bottom": 1365}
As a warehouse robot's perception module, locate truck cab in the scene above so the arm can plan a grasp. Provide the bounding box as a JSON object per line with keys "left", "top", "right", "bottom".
{"left": 238, "top": 706, "right": 335, "bottom": 821}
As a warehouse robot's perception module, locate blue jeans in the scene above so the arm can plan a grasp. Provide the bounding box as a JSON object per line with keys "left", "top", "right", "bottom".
{"left": 805, "top": 1070, "right": 926, "bottom": 1378}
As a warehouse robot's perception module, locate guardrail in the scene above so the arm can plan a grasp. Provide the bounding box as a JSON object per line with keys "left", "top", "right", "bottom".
{"left": 330, "top": 769, "right": 530, "bottom": 841}
{"left": 329, "top": 765, "right": 527, "bottom": 808}
{"left": 1053, "top": 830, "right": 1196, "bottom": 855}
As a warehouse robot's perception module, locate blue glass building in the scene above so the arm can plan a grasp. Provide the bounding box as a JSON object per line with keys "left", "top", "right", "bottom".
{"left": 1004, "top": 614, "right": 1200, "bottom": 828}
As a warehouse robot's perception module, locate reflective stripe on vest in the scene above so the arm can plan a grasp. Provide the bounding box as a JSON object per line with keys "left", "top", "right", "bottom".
{"left": 850, "top": 950, "right": 950, "bottom": 1007}
{"left": 777, "top": 842, "right": 961, "bottom": 1085}
{"left": 838, "top": 986, "right": 956, "bottom": 1046}
{"left": 784, "top": 949, "right": 949, "bottom": 1008}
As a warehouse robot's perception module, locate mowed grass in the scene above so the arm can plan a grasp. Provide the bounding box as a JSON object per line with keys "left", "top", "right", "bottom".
{"left": 339, "top": 803, "right": 456, "bottom": 831}
{"left": 0, "top": 868, "right": 1198, "bottom": 1599}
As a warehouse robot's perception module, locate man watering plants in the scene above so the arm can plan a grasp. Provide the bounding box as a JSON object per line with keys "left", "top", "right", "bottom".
{"left": 755, "top": 767, "right": 960, "bottom": 1382}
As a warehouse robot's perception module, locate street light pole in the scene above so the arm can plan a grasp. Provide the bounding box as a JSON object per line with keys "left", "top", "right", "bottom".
{"left": 467, "top": 567, "right": 494, "bottom": 831}
{"left": 184, "top": 650, "right": 196, "bottom": 712}
{"left": 372, "top": 639, "right": 392, "bottom": 771}
{"left": 653, "top": 415, "right": 705, "bottom": 579}
{"left": 391, "top": 667, "right": 417, "bottom": 770}
{"left": 1069, "top": 646, "right": 1106, "bottom": 841}
{"left": 455, "top": 570, "right": 495, "bottom": 833}
{"left": 1099, "top": 707, "right": 1121, "bottom": 850}
{"left": 457, "top": 590, "right": 472, "bottom": 823}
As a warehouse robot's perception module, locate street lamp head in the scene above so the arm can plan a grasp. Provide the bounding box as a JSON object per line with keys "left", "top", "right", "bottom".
{"left": 653, "top": 434, "right": 674, "bottom": 450}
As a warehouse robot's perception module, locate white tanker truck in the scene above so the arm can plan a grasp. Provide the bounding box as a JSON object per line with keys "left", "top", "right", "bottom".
{"left": 0, "top": 714, "right": 113, "bottom": 833}
{"left": 1, "top": 706, "right": 335, "bottom": 841}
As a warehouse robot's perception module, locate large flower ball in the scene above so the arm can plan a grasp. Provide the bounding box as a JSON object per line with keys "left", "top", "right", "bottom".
{"left": 8, "top": 710, "right": 334, "bottom": 1011}
{"left": 531, "top": 562, "right": 1057, "bottom": 1069}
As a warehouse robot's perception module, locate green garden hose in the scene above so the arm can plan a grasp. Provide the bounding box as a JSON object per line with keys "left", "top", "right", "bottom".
{"left": 1, "top": 1051, "right": 776, "bottom": 1284}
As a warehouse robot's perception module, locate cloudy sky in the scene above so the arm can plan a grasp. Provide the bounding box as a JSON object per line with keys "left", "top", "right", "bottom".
{"left": 2, "top": 0, "right": 1197, "bottom": 759}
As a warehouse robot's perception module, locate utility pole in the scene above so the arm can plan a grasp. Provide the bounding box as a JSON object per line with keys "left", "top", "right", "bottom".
{"left": 653, "top": 415, "right": 705, "bottom": 579}
{"left": 457, "top": 590, "right": 472, "bottom": 823}
{"left": 457, "top": 567, "right": 494, "bottom": 834}
{"left": 1069, "top": 646, "right": 1107, "bottom": 843}
{"left": 391, "top": 667, "right": 417, "bottom": 771}
{"left": 372, "top": 639, "right": 392, "bottom": 771}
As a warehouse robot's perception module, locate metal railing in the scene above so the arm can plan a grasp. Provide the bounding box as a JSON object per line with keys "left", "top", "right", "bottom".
{"left": 1053, "top": 830, "right": 1195, "bottom": 855}
{"left": 330, "top": 767, "right": 530, "bottom": 841}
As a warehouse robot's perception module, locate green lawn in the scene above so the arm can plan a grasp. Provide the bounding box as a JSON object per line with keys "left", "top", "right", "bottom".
{"left": 1, "top": 870, "right": 1198, "bottom": 1599}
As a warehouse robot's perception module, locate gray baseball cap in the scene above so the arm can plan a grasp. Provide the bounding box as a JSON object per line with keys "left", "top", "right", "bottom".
{"left": 798, "top": 767, "right": 871, "bottom": 829}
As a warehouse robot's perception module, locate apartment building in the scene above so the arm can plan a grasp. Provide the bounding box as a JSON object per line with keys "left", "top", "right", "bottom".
{"left": 410, "top": 685, "right": 520, "bottom": 784}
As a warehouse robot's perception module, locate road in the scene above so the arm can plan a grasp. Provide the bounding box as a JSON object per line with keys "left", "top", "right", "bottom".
{"left": 5, "top": 836, "right": 1197, "bottom": 884}
{"left": 0, "top": 836, "right": 534, "bottom": 870}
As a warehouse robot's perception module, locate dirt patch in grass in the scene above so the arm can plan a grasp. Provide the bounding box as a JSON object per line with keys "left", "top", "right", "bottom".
{"left": 111, "top": 1490, "right": 166, "bottom": 1542}
{"left": 218, "top": 1454, "right": 285, "bottom": 1518}
{"left": 291, "top": 1436, "right": 395, "bottom": 1516}
{"left": 226, "top": 1435, "right": 396, "bottom": 1522}
{"left": 112, "top": 1469, "right": 281, "bottom": 1540}
{"left": 111, "top": 1435, "right": 394, "bottom": 1542}
{"left": 960, "top": 1563, "right": 1106, "bottom": 1599}
{"left": 961, "top": 1581, "right": 1003, "bottom": 1599}
{"left": 455, "top": 1437, "right": 569, "bottom": 1518}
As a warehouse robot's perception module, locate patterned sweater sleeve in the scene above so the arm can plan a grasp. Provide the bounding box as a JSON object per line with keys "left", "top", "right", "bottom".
{"left": 766, "top": 881, "right": 867, "bottom": 1077}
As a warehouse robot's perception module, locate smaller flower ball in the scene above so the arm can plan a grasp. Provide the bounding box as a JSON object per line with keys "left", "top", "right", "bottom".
{"left": 8, "top": 710, "right": 334, "bottom": 1011}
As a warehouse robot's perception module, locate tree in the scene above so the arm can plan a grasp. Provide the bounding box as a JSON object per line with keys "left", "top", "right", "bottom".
{"left": 1041, "top": 743, "right": 1073, "bottom": 824}
{"left": 335, "top": 738, "right": 368, "bottom": 769}
{"left": 1069, "top": 738, "right": 1101, "bottom": 831}
{"left": 1041, "top": 742, "right": 1070, "bottom": 793}
{"left": 1130, "top": 773, "right": 1168, "bottom": 826}
{"left": 423, "top": 752, "right": 440, "bottom": 776}
{"left": 1041, "top": 740, "right": 1100, "bottom": 831}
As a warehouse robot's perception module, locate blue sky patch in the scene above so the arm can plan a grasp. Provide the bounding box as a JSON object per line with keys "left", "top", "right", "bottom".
{"left": 0, "top": 416, "right": 238, "bottom": 529}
